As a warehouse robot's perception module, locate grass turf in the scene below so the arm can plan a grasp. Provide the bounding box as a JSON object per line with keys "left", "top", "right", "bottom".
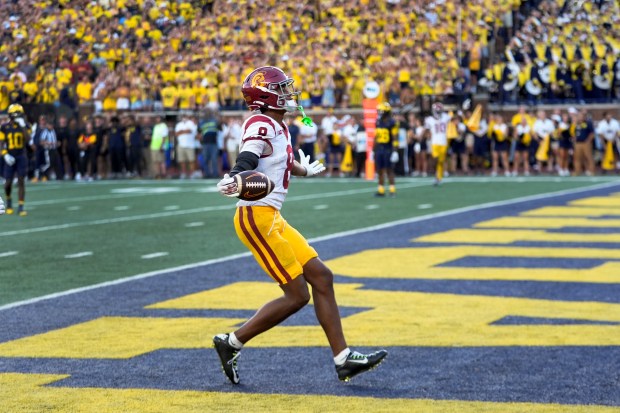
{"left": 0, "top": 176, "right": 616, "bottom": 305}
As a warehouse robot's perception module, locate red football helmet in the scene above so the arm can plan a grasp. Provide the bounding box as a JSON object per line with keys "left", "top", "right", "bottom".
{"left": 241, "top": 66, "right": 300, "bottom": 112}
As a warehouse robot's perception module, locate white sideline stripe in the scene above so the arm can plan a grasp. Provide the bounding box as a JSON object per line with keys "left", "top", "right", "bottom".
{"left": 418, "top": 204, "right": 433, "bottom": 209}
{"left": 164, "top": 205, "right": 180, "bottom": 211}
{"left": 64, "top": 251, "right": 93, "bottom": 259}
{"left": 0, "top": 251, "right": 19, "bottom": 258}
{"left": 313, "top": 205, "right": 329, "bottom": 210}
{"left": 1, "top": 180, "right": 618, "bottom": 312}
{"left": 141, "top": 252, "right": 169, "bottom": 259}
{"left": 0, "top": 182, "right": 429, "bottom": 238}
{"left": 114, "top": 206, "right": 130, "bottom": 211}
{"left": 67, "top": 206, "right": 81, "bottom": 211}
{"left": 365, "top": 205, "right": 380, "bottom": 210}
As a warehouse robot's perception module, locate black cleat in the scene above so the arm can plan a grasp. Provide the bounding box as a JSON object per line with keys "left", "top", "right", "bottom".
{"left": 374, "top": 192, "right": 385, "bottom": 197}
{"left": 336, "top": 349, "right": 388, "bottom": 382}
{"left": 213, "top": 334, "right": 241, "bottom": 384}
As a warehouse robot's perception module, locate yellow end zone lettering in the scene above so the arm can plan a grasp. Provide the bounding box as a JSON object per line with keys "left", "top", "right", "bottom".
{"left": 414, "top": 229, "right": 620, "bottom": 244}
{"left": 1, "top": 282, "right": 619, "bottom": 359}
{"left": 476, "top": 217, "right": 620, "bottom": 229}
{"left": 569, "top": 196, "right": 620, "bottom": 207}
{"left": 522, "top": 206, "right": 620, "bottom": 217}
{"left": 327, "top": 246, "right": 620, "bottom": 283}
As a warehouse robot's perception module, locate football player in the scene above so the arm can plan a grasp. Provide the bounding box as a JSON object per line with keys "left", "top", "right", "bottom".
{"left": 373, "top": 102, "right": 399, "bottom": 196}
{"left": 215, "top": 66, "right": 387, "bottom": 384}
{"left": 1, "top": 104, "right": 32, "bottom": 216}
{"left": 425, "top": 102, "right": 451, "bottom": 186}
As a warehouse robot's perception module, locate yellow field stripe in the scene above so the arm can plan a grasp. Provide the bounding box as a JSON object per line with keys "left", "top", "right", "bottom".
{"left": 414, "top": 229, "right": 620, "bottom": 244}
{"left": 522, "top": 206, "right": 620, "bottom": 217}
{"left": 3, "top": 373, "right": 620, "bottom": 413}
{"left": 475, "top": 217, "right": 620, "bottom": 229}
{"left": 569, "top": 197, "right": 620, "bottom": 207}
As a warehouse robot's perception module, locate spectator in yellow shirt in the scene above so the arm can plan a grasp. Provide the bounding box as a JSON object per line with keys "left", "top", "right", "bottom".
{"left": 76, "top": 76, "right": 93, "bottom": 104}
{"left": 160, "top": 82, "right": 178, "bottom": 110}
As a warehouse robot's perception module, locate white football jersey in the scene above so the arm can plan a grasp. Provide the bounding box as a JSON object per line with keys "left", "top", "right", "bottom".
{"left": 596, "top": 119, "right": 620, "bottom": 141}
{"left": 236, "top": 114, "right": 294, "bottom": 210}
{"left": 424, "top": 113, "right": 451, "bottom": 146}
{"left": 533, "top": 118, "right": 555, "bottom": 139}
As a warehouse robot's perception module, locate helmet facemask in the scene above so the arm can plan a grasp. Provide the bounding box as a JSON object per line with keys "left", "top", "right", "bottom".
{"left": 266, "top": 78, "right": 300, "bottom": 112}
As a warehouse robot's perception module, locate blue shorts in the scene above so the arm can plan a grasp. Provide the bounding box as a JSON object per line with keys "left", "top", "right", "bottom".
{"left": 374, "top": 146, "right": 392, "bottom": 170}
{"left": 4, "top": 153, "right": 28, "bottom": 179}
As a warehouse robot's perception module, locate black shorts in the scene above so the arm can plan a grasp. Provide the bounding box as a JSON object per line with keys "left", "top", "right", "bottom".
{"left": 493, "top": 140, "right": 510, "bottom": 152}
{"left": 474, "top": 137, "right": 490, "bottom": 156}
{"left": 451, "top": 139, "right": 466, "bottom": 155}
{"left": 4, "top": 153, "right": 28, "bottom": 179}
{"left": 515, "top": 142, "right": 530, "bottom": 152}
{"left": 329, "top": 144, "right": 344, "bottom": 155}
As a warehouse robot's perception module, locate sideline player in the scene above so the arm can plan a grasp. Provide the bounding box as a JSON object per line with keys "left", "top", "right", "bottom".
{"left": 425, "top": 103, "right": 451, "bottom": 186}
{"left": 1, "top": 104, "right": 32, "bottom": 216}
{"left": 215, "top": 66, "right": 387, "bottom": 384}
{"left": 374, "top": 102, "right": 399, "bottom": 196}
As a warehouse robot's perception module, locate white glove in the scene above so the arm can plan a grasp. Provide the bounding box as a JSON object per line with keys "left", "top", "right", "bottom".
{"left": 216, "top": 173, "right": 240, "bottom": 198}
{"left": 3, "top": 153, "right": 15, "bottom": 166}
{"left": 298, "top": 149, "right": 325, "bottom": 176}
{"left": 390, "top": 151, "right": 399, "bottom": 163}
{"left": 16, "top": 117, "right": 26, "bottom": 128}
{"left": 0, "top": 195, "right": 5, "bottom": 215}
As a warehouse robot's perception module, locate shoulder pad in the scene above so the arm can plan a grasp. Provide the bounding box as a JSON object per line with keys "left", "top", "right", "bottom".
{"left": 242, "top": 114, "right": 278, "bottom": 141}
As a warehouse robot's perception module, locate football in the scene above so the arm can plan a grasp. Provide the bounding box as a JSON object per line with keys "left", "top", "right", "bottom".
{"left": 234, "top": 170, "right": 275, "bottom": 201}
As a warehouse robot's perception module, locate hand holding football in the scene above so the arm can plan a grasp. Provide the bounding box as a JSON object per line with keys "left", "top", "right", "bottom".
{"left": 234, "top": 171, "right": 275, "bottom": 201}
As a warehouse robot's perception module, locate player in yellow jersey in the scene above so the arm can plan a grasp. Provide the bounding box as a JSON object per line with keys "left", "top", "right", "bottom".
{"left": 1, "top": 104, "right": 32, "bottom": 216}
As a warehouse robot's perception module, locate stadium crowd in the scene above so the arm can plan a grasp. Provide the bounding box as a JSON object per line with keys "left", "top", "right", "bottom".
{"left": 1, "top": 0, "right": 617, "bottom": 114}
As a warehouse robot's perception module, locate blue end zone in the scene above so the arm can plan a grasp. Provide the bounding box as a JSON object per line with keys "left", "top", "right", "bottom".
{"left": 436, "top": 256, "right": 611, "bottom": 269}
{"left": 1, "top": 183, "right": 620, "bottom": 407}
{"left": 2, "top": 346, "right": 619, "bottom": 405}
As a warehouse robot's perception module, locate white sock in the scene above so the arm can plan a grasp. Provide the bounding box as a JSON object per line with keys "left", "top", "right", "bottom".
{"left": 333, "top": 347, "right": 351, "bottom": 366}
{"left": 228, "top": 332, "right": 243, "bottom": 349}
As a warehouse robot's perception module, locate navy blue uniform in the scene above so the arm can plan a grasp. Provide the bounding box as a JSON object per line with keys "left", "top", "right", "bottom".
{"left": 1, "top": 121, "right": 29, "bottom": 179}
{"left": 374, "top": 117, "right": 398, "bottom": 170}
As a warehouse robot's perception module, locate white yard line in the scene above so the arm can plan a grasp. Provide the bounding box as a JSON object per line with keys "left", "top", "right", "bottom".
{"left": 0, "top": 182, "right": 429, "bottom": 238}
{"left": 184, "top": 222, "right": 205, "bottom": 227}
{"left": 64, "top": 251, "right": 93, "bottom": 259}
{"left": 0, "top": 251, "right": 19, "bottom": 258}
{"left": 141, "top": 252, "right": 169, "bottom": 259}
{"left": 1, "top": 180, "right": 619, "bottom": 312}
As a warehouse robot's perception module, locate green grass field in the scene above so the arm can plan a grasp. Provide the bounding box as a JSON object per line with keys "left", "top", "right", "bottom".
{"left": 1, "top": 176, "right": 617, "bottom": 306}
